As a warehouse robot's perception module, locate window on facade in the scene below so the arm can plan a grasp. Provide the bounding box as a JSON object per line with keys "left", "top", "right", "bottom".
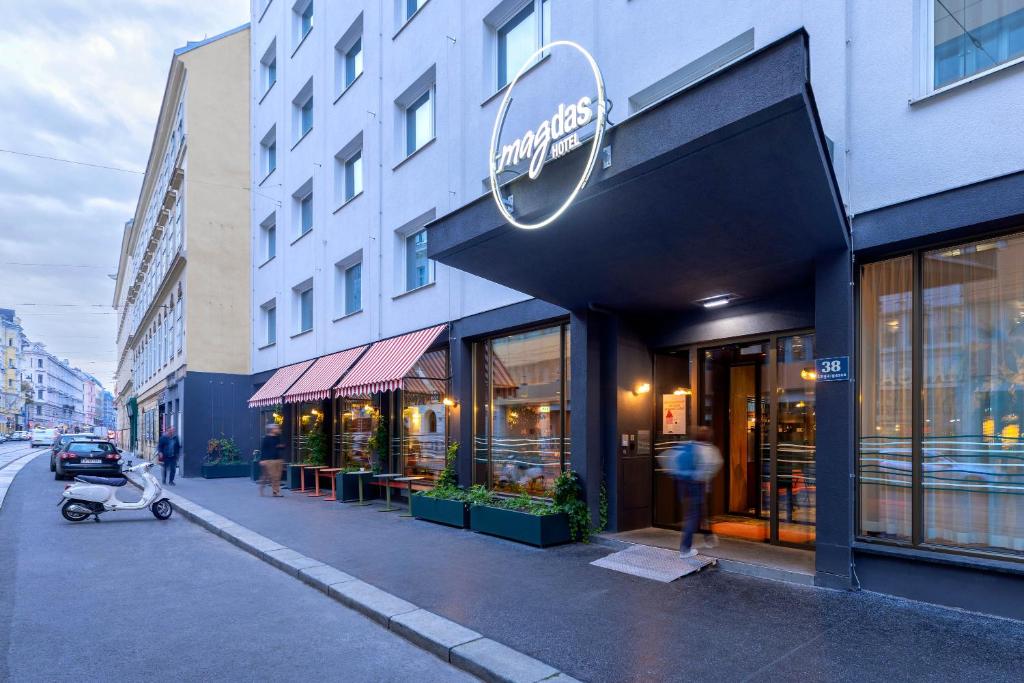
{"left": 344, "top": 151, "right": 362, "bottom": 201}
{"left": 37, "top": 389, "right": 44, "bottom": 399}
{"left": 401, "top": 348, "right": 449, "bottom": 484}
{"left": 36, "top": 373, "right": 42, "bottom": 383}
{"left": 932, "top": 0, "right": 1024, "bottom": 90}
{"left": 472, "top": 323, "right": 570, "bottom": 495}
{"left": 299, "top": 191, "right": 313, "bottom": 235}
{"left": 346, "top": 38, "right": 363, "bottom": 87}
{"left": 261, "top": 126, "right": 277, "bottom": 178}
{"left": 295, "top": 284, "right": 313, "bottom": 333}
{"left": 264, "top": 215, "right": 276, "bottom": 261}
{"left": 405, "top": 229, "right": 430, "bottom": 291}
{"left": 175, "top": 298, "right": 183, "bottom": 354}
{"left": 38, "top": 359, "right": 42, "bottom": 368}
{"left": 264, "top": 301, "right": 277, "bottom": 345}
{"left": 35, "top": 405, "right": 41, "bottom": 416}
{"left": 345, "top": 262, "right": 362, "bottom": 315}
{"left": 496, "top": 0, "right": 549, "bottom": 89}
{"left": 339, "top": 398, "right": 378, "bottom": 469}
{"left": 260, "top": 40, "right": 277, "bottom": 94}
{"left": 859, "top": 234, "right": 1024, "bottom": 558}
{"left": 404, "top": 89, "right": 433, "bottom": 156}
{"left": 297, "top": 0, "right": 314, "bottom": 42}
{"left": 405, "top": 0, "right": 426, "bottom": 22}
{"left": 300, "top": 97, "right": 313, "bottom": 136}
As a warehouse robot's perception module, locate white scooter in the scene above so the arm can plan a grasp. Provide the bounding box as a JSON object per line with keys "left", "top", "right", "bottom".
{"left": 60, "top": 461, "right": 173, "bottom": 522}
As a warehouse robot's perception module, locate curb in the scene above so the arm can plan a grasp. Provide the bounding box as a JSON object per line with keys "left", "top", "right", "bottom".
{"left": 132, "top": 477, "right": 580, "bottom": 683}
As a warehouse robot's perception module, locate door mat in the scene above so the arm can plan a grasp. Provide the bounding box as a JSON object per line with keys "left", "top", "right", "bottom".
{"left": 591, "top": 544, "right": 717, "bottom": 582}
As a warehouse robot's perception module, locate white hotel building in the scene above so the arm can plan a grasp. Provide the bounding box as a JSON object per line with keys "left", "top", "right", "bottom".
{"left": 249, "top": 0, "right": 1024, "bottom": 617}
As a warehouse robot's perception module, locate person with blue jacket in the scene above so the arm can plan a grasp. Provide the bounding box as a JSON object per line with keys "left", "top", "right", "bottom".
{"left": 673, "top": 425, "right": 723, "bottom": 558}
{"left": 157, "top": 426, "right": 181, "bottom": 486}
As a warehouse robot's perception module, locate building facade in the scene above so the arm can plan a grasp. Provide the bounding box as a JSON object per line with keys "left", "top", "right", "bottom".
{"left": 113, "top": 24, "right": 253, "bottom": 472}
{"left": 21, "top": 341, "right": 88, "bottom": 430}
{"left": 0, "top": 309, "right": 26, "bottom": 433}
{"left": 248, "top": 0, "right": 1024, "bottom": 618}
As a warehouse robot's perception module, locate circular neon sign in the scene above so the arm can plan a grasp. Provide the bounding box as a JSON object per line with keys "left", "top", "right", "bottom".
{"left": 488, "top": 41, "right": 607, "bottom": 230}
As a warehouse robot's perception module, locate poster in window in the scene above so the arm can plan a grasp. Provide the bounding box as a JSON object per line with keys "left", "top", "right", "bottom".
{"left": 662, "top": 394, "right": 687, "bottom": 434}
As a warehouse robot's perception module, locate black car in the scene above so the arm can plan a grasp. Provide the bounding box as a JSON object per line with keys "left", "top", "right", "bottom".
{"left": 49, "top": 434, "right": 98, "bottom": 472}
{"left": 54, "top": 440, "right": 123, "bottom": 480}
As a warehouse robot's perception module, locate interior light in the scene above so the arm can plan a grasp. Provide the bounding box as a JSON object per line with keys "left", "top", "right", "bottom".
{"left": 442, "top": 397, "right": 457, "bottom": 407}
{"left": 800, "top": 369, "right": 817, "bottom": 381}
{"left": 700, "top": 295, "right": 733, "bottom": 309}
{"left": 634, "top": 382, "right": 651, "bottom": 395}
{"left": 673, "top": 388, "right": 691, "bottom": 396}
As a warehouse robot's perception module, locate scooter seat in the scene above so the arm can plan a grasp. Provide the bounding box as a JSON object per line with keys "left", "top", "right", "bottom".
{"left": 76, "top": 475, "right": 128, "bottom": 487}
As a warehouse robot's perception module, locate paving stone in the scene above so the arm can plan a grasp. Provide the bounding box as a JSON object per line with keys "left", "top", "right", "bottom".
{"left": 298, "top": 564, "right": 357, "bottom": 593}
{"left": 328, "top": 580, "right": 417, "bottom": 626}
{"left": 263, "top": 547, "right": 324, "bottom": 576}
{"left": 390, "top": 609, "right": 482, "bottom": 661}
{"left": 451, "top": 638, "right": 559, "bottom": 683}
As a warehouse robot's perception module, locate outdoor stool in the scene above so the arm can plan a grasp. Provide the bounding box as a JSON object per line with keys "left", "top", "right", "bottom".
{"left": 304, "top": 465, "right": 326, "bottom": 497}
{"left": 395, "top": 475, "right": 427, "bottom": 517}
{"left": 320, "top": 467, "right": 342, "bottom": 501}
{"left": 373, "top": 473, "right": 403, "bottom": 512}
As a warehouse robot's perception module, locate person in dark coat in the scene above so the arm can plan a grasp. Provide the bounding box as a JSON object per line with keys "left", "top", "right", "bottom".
{"left": 259, "top": 423, "right": 285, "bottom": 497}
{"left": 157, "top": 426, "right": 181, "bottom": 486}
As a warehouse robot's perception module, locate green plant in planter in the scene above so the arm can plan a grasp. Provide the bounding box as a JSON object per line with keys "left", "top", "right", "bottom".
{"left": 205, "top": 437, "right": 242, "bottom": 465}
{"left": 424, "top": 441, "right": 462, "bottom": 500}
{"left": 553, "top": 469, "right": 592, "bottom": 542}
{"left": 366, "top": 420, "right": 388, "bottom": 474}
{"left": 304, "top": 425, "right": 327, "bottom": 466}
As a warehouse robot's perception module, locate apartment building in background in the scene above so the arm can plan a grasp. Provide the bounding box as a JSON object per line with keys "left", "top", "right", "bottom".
{"left": 0, "top": 309, "right": 26, "bottom": 432}
{"left": 246, "top": 1, "right": 1024, "bottom": 619}
{"left": 113, "top": 24, "right": 252, "bottom": 470}
{"left": 21, "top": 341, "right": 89, "bottom": 430}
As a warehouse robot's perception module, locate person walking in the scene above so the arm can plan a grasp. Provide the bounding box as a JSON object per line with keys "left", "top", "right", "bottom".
{"left": 259, "top": 423, "right": 285, "bottom": 497}
{"left": 157, "top": 426, "right": 181, "bottom": 486}
{"left": 674, "top": 425, "right": 723, "bottom": 559}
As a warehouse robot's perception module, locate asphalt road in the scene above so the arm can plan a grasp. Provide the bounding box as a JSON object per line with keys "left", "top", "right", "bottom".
{"left": 0, "top": 441, "right": 472, "bottom": 682}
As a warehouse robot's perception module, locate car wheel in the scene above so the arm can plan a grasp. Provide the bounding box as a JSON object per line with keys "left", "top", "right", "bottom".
{"left": 50, "top": 457, "right": 55, "bottom": 472}
{"left": 61, "top": 500, "right": 90, "bottom": 522}
{"left": 151, "top": 498, "right": 173, "bottom": 520}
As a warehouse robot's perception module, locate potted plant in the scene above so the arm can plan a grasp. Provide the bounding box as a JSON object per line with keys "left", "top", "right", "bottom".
{"left": 366, "top": 420, "right": 388, "bottom": 474}
{"left": 201, "top": 437, "right": 249, "bottom": 479}
{"left": 411, "top": 442, "right": 470, "bottom": 527}
{"left": 468, "top": 469, "right": 592, "bottom": 547}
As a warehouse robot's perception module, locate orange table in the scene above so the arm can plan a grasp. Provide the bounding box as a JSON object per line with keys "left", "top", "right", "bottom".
{"left": 320, "top": 467, "right": 342, "bottom": 501}
{"left": 304, "top": 465, "right": 327, "bottom": 497}
{"left": 293, "top": 465, "right": 310, "bottom": 493}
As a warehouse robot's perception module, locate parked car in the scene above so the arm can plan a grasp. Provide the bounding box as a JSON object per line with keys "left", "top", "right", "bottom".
{"left": 11, "top": 431, "right": 28, "bottom": 441}
{"left": 31, "top": 427, "right": 57, "bottom": 448}
{"left": 0, "top": 434, "right": 8, "bottom": 443}
{"left": 50, "top": 434, "right": 101, "bottom": 472}
{"left": 54, "top": 440, "right": 123, "bottom": 480}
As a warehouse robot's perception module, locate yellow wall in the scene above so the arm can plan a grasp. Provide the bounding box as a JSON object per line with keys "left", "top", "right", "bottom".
{"left": 180, "top": 28, "right": 251, "bottom": 376}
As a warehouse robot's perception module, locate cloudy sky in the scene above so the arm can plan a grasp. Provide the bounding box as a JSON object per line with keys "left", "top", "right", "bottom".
{"left": 0, "top": 0, "right": 247, "bottom": 390}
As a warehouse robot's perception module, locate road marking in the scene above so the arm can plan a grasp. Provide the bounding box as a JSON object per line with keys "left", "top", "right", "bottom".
{"left": 0, "top": 450, "right": 45, "bottom": 513}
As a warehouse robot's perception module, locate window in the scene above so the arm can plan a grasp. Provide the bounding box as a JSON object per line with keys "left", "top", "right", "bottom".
{"left": 344, "top": 262, "right": 362, "bottom": 315}
{"left": 262, "top": 300, "right": 277, "bottom": 346}
{"left": 175, "top": 296, "right": 183, "bottom": 353}
{"left": 292, "top": 79, "right": 314, "bottom": 142}
{"left": 35, "top": 405, "right": 41, "bottom": 416}
{"left": 260, "top": 213, "right": 277, "bottom": 262}
{"left": 345, "top": 39, "right": 363, "bottom": 87}
{"left": 295, "top": 0, "right": 314, "bottom": 44}
{"left": 344, "top": 151, "right": 362, "bottom": 201}
{"left": 932, "top": 0, "right": 1024, "bottom": 90}
{"left": 37, "top": 359, "right": 42, "bottom": 368}
{"left": 472, "top": 323, "right": 571, "bottom": 495}
{"left": 404, "top": 0, "right": 427, "bottom": 23}
{"left": 37, "top": 389, "right": 44, "bottom": 400}
{"left": 496, "top": 0, "right": 549, "bottom": 89}
{"left": 260, "top": 40, "right": 277, "bottom": 95}
{"left": 404, "top": 89, "right": 433, "bottom": 156}
{"left": 300, "top": 192, "right": 313, "bottom": 234}
{"left": 859, "top": 233, "right": 1024, "bottom": 559}
{"left": 405, "top": 229, "right": 430, "bottom": 290}
{"left": 260, "top": 126, "right": 277, "bottom": 179}
{"left": 36, "top": 373, "right": 42, "bottom": 383}
{"left": 293, "top": 280, "right": 313, "bottom": 334}
{"left": 401, "top": 348, "right": 450, "bottom": 483}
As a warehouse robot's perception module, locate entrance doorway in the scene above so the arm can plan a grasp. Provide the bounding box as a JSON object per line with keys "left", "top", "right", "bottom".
{"left": 653, "top": 332, "right": 817, "bottom": 547}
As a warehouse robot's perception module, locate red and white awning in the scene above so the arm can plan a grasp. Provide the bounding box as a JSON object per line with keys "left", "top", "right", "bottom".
{"left": 334, "top": 324, "right": 447, "bottom": 397}
{"left": 247, "top": 360, "right": 314, "bottom": 408}
{"left": 282, "top": 345, "right": 368, "bottom": 404}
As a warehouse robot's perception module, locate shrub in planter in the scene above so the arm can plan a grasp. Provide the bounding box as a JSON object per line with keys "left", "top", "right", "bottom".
{"left": 412, "top": 443, "right": 469, "bottom": 527}
{"left": 337, "top": 467, "right": 377, "bottom": 502}
{"left": 469, "top": 489, "right": 571, "bottom": 547}
{"left": 201, "top": 437, "right": 248, "bottom": 479}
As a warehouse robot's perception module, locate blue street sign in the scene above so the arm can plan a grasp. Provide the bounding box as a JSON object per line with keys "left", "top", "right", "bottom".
{"left": 816, "top": 356, "right": 849, "bottom": 382}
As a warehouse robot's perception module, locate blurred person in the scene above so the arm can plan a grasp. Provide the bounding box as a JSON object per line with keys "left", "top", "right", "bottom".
{"left": 157, "top": 426, "right": 181, "bottom": 486}
{"left": 259, "top": 423, "right": 285, "bottom": 497}
{"left": 674, "top": 425, "right": 723, "bottom": 559}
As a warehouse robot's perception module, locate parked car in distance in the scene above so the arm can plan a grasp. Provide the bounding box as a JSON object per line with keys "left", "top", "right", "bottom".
{"left": 54, "top": 440, "right": 123, "bottom": 480}
{"left": 11, "top": 431, "right": 28, "bottom": 441}
{"left": 31, "top": 427, "right": 58, "bottom": 447}
{"left": 50, "top": 434, "right": 102, "bottom": 472}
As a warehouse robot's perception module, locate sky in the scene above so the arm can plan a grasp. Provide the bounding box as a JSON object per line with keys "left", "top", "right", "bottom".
{"left": 0, "top": 0, "right": 248, "bottom": 391}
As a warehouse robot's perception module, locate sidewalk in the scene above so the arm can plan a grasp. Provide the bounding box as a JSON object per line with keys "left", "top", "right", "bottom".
{"left": 167, "top": 474, "right": 1023, "bottom": 682}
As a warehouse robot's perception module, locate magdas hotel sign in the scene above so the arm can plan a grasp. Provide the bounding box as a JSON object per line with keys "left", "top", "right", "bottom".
{"left": 488, "top": 41, "right": 607, "bottom": 230}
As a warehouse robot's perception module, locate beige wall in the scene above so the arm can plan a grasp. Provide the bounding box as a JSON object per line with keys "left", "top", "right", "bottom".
{"left": 180, "top": 28, "right": 251, "bottom": 376}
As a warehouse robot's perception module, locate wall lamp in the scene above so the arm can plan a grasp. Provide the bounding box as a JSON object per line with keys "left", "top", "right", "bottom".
{"left": 633, "top": 382, "right": 651, "bottom": 396}
{"left": 800, "top": 368, "right": 817, "bottom": 381}
{"left": 442, "top": 397, "right": 458, "bottom": 408}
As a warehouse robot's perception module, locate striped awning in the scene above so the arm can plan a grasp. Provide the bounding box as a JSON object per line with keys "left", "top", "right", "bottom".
{"left": 282, "top": 345, "right": 368, "bottom": 404}
{"left": 334, "top": 324, "right": 447, "bottom": 397}
{"left": 404, "top": 348, "right": 449, "bottom": 395}
{"left": 247, "top": 360, "right": 314, "bottom": 408}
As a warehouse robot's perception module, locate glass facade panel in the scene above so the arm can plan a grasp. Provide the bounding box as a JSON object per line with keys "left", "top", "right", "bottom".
{"left": 934, "top": 0, "right": 1024, "bottom": 89}
{"left": 401, "top": 349, "right": 449, "bottom": 483}
{"left": 921, "top": 235, "right": 1024, "bottom": 554}
{"left": 344, "top": 263, "right": 361, "bottom": 315}
{"left": 294, "top": 402, "right": 323, "bottom": 463}
{"left": 776, "top": 334, "right": 816, "bottom": 545}
{"left": 338, "top": 397, "right": 378, "bottom": 470}
{"left": 473, "top": 323, "right": 570, "bottom": 495}
{"left": 859, "top": 256, "right": 914, "bottom": 542}
{"left": 406, "top": 230, "right": 429, "bottom": 290}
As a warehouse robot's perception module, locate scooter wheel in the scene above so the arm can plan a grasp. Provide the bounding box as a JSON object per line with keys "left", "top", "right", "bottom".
{"left": 151, "top": 498, "right": 173, "bottom": 520}
{"left": 61, "top": 500, "right": 90, "bottom": 522}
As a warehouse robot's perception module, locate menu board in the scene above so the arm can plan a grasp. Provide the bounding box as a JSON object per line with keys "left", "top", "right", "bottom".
{"left": 662, "top": 394, "right": 687, "bottom": 434}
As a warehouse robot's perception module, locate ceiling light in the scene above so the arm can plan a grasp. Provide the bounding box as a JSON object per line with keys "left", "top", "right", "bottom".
{"left": 698, "top": 294, "right": 735, "bottom": 309}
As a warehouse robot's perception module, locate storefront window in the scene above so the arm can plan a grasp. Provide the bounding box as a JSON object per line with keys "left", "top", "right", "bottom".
{"left": 859, "top": 237, "right": 1024, "bottom": 558}
{"left": 776, "top": 334, "right": 816, "bottom": 545}
{"left": 338, "top": 397, "right": 377, "bottom": 470}
{"left": 473, "top": 323, "right": 570, "bottom": 496}
{"left": 294, "top": 402, "right": 324, "bottom": 463}
{"left": 860, "top": 256, "right": 914, "bottom": 542}
{"left": 401, "top": 349, "right": 449, "bottom": 483}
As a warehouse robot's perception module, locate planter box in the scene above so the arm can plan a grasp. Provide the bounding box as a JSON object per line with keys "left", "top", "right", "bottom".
{"left": 411, "top": 494, "right": 470, "bottom": 528}
{"left": 288, "top": 464, "right": 305, "bottom": 490}
{"left": 201, "top": 463, "right": 250, "bottom": 479}
{"left": 470, "top": 505, "right": 571, "bottom": 547}
{"left": 338, "top": 471, "right": 377, "bottom": 502}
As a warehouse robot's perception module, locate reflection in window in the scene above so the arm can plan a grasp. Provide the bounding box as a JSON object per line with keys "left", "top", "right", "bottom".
{"left": 294, "top": 402, "right": 323, "bottom": 463}
{"left": 933, "top": 0, "right": 1024, "bottom": 89}
{"left": 859, "top": 256, "right": 913, "bottom": 542}
{"left": 922, "top": 235, "right": 1024, "bottom": 554}
{"left": 473, "top": 324, "right": 570, "bottom": 496}
{"left": 401, "top": 349, "right": 449, "bottom": 483}
{"left": 776, "top": 334, "right": 816, "bottom": 545}
{"left": 338, "top": 397, "right": 378, "bottom": 470}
